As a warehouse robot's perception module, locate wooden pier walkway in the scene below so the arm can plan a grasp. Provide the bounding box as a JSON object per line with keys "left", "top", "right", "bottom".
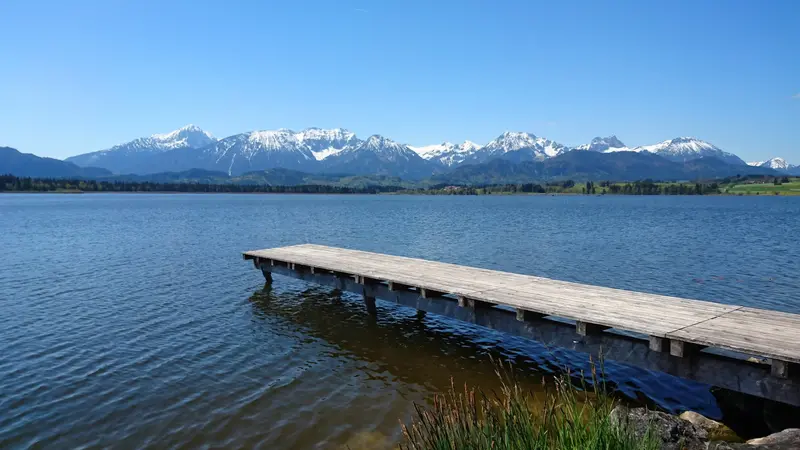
{"left": 244, "top": 244, "right": 800, "bottom": 403}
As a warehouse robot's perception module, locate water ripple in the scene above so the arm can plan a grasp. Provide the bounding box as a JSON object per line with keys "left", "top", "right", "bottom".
{"left": 1, "top": 193, "right": 799, "bottom": 448}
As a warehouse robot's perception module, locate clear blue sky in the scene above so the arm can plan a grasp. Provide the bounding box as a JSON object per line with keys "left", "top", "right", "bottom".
{"left": 1, "top": 0, "right": 798, "bottom": 162}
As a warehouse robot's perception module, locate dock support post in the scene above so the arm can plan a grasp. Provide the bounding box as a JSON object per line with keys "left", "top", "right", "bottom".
{"left": 771, "top": 360, "right": 791, "bottom": 378}
{"left": 262, "top": 271, "right": 273, "bottom": 284}
{"left": 576, "top": 321, "right": 607, "bottom": 336}
{"left": 670, "top": 340, "right": 703, "bottom": 358}
{"left": 649, "top": 336, "right": 669, "bottom": 352}
{"left": 356, "top": 275, "right": 377, "bottom": 316}
{"left": 457, "top": 296, "right": 493, "bottom": 309}
{"left": 420, "top": 288, "right": 443, "bottom": 299}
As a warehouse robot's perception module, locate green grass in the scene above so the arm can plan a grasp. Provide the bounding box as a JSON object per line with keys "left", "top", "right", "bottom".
{"left": 399, "top": 361, "right": 659, "bottom": 450}
{"left": 724, "top": 180, "right": 800, "bottom": 195}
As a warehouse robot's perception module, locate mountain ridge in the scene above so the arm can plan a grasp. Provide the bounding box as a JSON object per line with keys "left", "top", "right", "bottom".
{"left": 60, "top": 125, "right": 795, "bottom": 179}
{"left": 1, "top": 147, "right": 112, "bottom": 178}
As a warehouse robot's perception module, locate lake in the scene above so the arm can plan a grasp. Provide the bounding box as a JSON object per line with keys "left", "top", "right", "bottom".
{"left": 1, "top": 193, "right": 798, "bottom": 448}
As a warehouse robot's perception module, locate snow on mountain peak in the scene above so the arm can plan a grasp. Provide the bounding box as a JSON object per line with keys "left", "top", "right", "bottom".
{"left": 410, "top": 140, "right": 485, "bottom": 166}
{"left": 462, "top": 140, "right": 481, "bottom": 151}
{"left": 248, "top": 129, "right": 298, "bottom": 148}
{"left": 102, "top": 124, "right": 217, "bottom": 154}
{"left": 484, "top": 131, "right": 567, "bottom": 159}
{"left": 612, "top": 136, "right": 747, "bottom": 165}
{"left": 151, "top": 124, "right": 215, "bottom": 142}
{"left": 757, "top": 157, "right": 790, "bottom": 170}
{"left": 296, "top": 127, "right": 357, "bottom": 144}
{"left": 575, "top": 136, "right": 627, "bottom": 152}
{"left": 362, "top": 135, "right": 405, "bottom": 151}
{"left": 410, "top": 142, "right": 456, "bottom": 158}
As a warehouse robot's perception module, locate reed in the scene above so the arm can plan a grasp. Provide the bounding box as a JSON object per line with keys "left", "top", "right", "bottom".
{"left": 399, "top": 360, "right": 659, "bottom": 450}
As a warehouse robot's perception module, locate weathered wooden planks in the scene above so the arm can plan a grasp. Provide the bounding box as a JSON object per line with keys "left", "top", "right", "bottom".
{"left": 244, "top": 244, "right": 800, "bottom": 368}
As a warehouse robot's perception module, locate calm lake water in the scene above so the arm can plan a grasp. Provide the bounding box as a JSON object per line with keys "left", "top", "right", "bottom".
{"left": 1, "top": 193, "right": 798, "bottom": 448}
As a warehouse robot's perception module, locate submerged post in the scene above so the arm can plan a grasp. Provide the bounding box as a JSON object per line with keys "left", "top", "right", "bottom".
{"left": 364, "top": 292, "right": 377, "bottom": 316}
{"left": 355, "top": 275, "right": 378, "bottom": 316}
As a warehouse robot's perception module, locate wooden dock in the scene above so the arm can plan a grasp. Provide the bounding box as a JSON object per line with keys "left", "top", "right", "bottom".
{"left": 244, "top": 244, "right": 800, "bottom": 405}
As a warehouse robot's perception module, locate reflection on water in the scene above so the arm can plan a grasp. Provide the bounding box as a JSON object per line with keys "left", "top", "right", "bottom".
{"left": 247, "top": 285, "right": 708, "bottom": 446}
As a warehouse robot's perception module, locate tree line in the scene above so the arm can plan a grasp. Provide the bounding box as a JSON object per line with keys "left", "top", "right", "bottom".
{"left": 412, "top": 180, "right": 722, "bottom": 195}
{"left": 0, "top": 174, "right": 727, "bottom": 196}
{"left": 0, "top": 175, "right": 403, "bottom": 194}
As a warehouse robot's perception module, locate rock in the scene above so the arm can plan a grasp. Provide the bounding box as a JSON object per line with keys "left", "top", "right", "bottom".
{"left": 610, "top": 405, "right": 708, "bottom": 450}
{"left": 746, "top": 428, "right": 800, "bottom": 446}
{"left": 679, "top": 411, "right": 742, "bottom": 442}
{"left": 707, "top": 428, "right": 800, "bottom": 449}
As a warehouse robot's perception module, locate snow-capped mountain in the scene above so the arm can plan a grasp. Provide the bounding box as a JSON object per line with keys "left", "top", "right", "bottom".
{"left": 65, "top": 125, "right": 774, "bottom": 179}
{"left": 410, "top": 141, "right": 482, "bottom": 167}
{"left": 747, "top": 157, "right": 799, "bottom": 174}
{"left": 66, "top": 125, "right": 217, "bottom": 174}
{"left": 184, "top": 130, "right": 317, "bottom": 175}
{"left": 295, "top": 127, "right": 360, "bottom": 161}
{"left": 748, "top": 157, "right": 789, "bottom": 170}
{"left": 147, "top": 124, "right": 216, "bottom": 150}
{"left": 324, "top": 135, "right": 438, "bottom": 179}
{"left": 572, "top": 136, "right": 628, "bottom": 152}
{"left": 458, "top": 132, "right": 568, "bottom": 165}
{"left": 610, "top": 137, "right": 747, "bottom": 166}
{"left": 141, "top": 129, "right": 437, "bottom": 178}
{"left": 157, "top": 128, "right": 365, "bottom": 176}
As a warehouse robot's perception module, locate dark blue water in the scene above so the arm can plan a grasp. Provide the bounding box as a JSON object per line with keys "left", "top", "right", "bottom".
{"left": 1, "top": 194, "right": 798, "bottom": 448}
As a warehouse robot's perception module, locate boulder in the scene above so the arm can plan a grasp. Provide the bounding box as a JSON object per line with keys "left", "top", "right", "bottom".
{"left": 610, "top": 405, "right": 708, "bottom": 450}
{"left": 679, "top": 411, "right": 742, "bottom": 442}
{"left": 746, "top": 428, "right": 800, "bottom": 447}
{"left": 706, "top": 428, "right": 800, "bottom": 449}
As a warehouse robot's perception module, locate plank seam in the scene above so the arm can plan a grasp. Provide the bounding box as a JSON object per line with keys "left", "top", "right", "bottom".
{"left": 665, "top": 305, "right": 744, "bottom": 337}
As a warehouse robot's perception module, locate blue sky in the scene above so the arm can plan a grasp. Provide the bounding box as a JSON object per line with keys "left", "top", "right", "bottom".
{"left": 1, "top": 0, "right": 798, "bottom": 162}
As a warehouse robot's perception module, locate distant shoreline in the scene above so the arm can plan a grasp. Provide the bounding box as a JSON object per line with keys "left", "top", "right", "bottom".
{"left": 3, "top": 190, "right": 799, "bottom": 196}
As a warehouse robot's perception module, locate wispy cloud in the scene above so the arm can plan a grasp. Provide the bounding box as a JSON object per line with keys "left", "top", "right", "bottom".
{"left": 353, "top": 8, "right": 368, "bottom": 13}
{"left": 792, "top": 93, "right": 800, "bottom": 100}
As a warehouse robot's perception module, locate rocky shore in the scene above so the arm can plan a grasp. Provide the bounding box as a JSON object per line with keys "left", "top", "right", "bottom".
{"left": 610, "top": 406, "right": 799, "bottom": 450}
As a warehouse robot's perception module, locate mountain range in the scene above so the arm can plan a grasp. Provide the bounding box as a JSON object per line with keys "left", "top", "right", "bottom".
{"left": 0, "top": 147, "right": 112, "bottom": 178}
{"left": 2, "top": 125, "right": 796, "bottom": 182}
{"left": 747, "top": 157, "right": 800, "bottom": 174}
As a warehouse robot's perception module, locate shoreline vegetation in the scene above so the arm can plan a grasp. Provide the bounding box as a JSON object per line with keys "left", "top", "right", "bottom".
{"left": 400, "top": 362, "right": 660, "bottom": 450}
{"left": 2, "top": 174, "right": 799, "bottom": 196}
{"left": 398, "top": 361, "right": 797, "bottom": 450}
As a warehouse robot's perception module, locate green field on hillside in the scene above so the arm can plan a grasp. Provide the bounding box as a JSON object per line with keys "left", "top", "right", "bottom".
{"left": 724, "top": 179, "right": 800, "bottom": 195}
